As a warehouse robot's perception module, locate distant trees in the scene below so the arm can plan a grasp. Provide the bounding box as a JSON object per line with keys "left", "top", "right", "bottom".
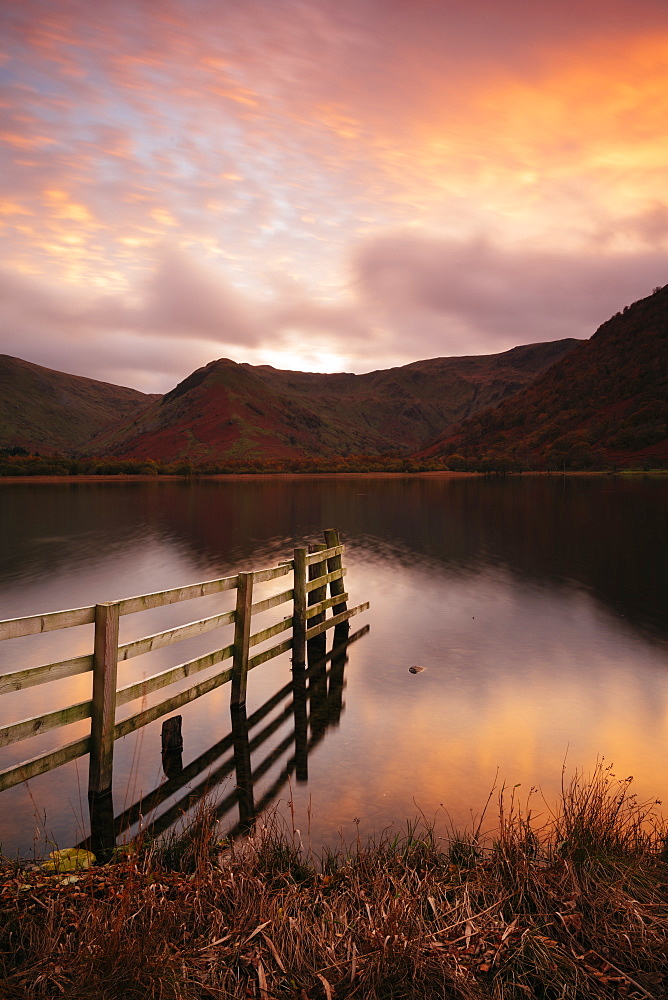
{"left": 0, "top": 446, "right": 29, "bottom": 457}
{"left": 0, "top": 452, "right": 460, "bottom": 477}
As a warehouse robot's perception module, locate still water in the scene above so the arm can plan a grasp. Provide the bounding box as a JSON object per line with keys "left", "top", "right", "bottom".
{"left": 0, "top": 475, "right": 666, "bottom": 857}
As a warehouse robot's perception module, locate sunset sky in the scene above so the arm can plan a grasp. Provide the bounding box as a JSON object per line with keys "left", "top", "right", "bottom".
{"left": 2, "top": 0, "right": 668, "bottom": 392}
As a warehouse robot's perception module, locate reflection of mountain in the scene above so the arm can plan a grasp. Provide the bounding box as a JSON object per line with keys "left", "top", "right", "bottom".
{"left": 1, "top": 477, "right": 664, "bottom": 649}
{"left": 87, "top": 625, "right": 366, "bottom": 853}
{"left": 138, "top": 477, "right": 664, "bottom": 646}
{"left": 0, "top": 482, "right": 172, "bottom": 585}
{"left": 345, "top": 476, "right": 667, "bottom": 647}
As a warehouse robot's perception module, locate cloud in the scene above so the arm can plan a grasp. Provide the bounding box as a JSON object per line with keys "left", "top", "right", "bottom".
{"left": 2, "top": 233, "right": 666, "bottom": 392}
{"left": 2, "top": 0, "right": 668, "bottom": 388}
{"left": 117, "top": 249, "right": 259, "bottom": 345}
{"left": 353, "top": 232, "right": 668, "bottom": 357}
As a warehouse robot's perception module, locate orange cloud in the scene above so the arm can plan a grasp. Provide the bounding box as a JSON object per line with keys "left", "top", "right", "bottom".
{"left": 1, "top": 0, "right": 667, "bottom": 385}
{"left": 373, "top": 31, "right": 668, "bottom": 243}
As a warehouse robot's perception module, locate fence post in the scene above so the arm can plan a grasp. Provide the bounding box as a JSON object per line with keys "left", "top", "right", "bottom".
{"left": 323, "top": 528, "right": 348, "bottom": 615}
{"left": 308, "top": 542, "right": 327, "bottom": 660}
{"left": 308, "top": 543, "right": 327, "bottom": 625}
{"left": 292, "top": 547, "right": 307, "bottom": 668}
{"left": 88, "top": 601, "right": 120, "bottom": 799}
{"left": 231, "top": 572, "right": 253, "bottom": 706}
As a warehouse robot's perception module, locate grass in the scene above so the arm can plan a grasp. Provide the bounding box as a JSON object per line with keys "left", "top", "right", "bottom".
{"left": 1, "top": 763, "right": 667, "bottom": 999}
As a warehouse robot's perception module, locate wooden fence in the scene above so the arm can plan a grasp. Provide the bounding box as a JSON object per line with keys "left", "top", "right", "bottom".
{"left": 79, "top": 621, "right": 369, "bottom": 851}
{"left": 0, "top": 528, "right": 369, "bottom": 807}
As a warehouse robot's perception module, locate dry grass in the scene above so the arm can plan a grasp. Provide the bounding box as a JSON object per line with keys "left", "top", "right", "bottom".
{"left": 1, "top": 763, "right": 667, "bottom": 999}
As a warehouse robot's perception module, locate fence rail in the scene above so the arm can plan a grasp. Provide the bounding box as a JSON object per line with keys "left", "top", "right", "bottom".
{"left": 78, "top": 622, "right": 368, "bottom": 851}
{"left": 0, "top": 530, "right": 368, "bottom": 798}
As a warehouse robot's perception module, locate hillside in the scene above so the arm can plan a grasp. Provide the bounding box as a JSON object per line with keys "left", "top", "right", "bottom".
{"left": 0, "top": 355, "right": 157, "bottom": 455}
{"left": 416, "top": 286, "right": 668, "bottom": 469}
{"left": 82, "top": 339, "right": 579, "bottom": 463}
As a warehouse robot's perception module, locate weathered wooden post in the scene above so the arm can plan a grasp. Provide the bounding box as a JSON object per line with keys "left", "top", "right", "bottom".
{"left": 292, "top": 547, "right": 307, "bottom": 668}
{"left": 231, "top": 572, "right": 253, "bottom": 706}
{"left": 88, "top": 600, "right": 120, "bottom": 859}
{"left": 291, "top": 545, "right": 309, "bottom": 781}
{"left": 161, "top": 716, "right": 183, "bottom": 751}
{"left": 161, "top": 716, "right": 183, "bottom": 779}
{"left": 88, "top": 601, "right": 120, "bottom": 799}
{"left": 308, "top": 542, "right": 327, "bottom": 661}
{"left": 88, "top": 784, "right": 116, "bottom": 862}
{"left": 308, "top": 543, "right": 328, "bottom": 618}
{"left": 323, "top": 528, "right": 348, "bottom": 616}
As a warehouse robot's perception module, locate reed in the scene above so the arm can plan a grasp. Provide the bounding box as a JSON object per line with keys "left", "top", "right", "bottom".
{"left": 1, "top": 763, "right": 667, "bottom": 999}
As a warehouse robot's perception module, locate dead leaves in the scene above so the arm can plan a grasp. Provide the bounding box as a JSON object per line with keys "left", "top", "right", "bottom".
{"left": 2, "top": 842, "right": 667, "bottom": 1000}
{"left": 315, "top": 972, "right": 333, "bottom": 999}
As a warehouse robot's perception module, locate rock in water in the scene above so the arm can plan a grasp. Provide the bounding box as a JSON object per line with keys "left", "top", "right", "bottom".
{"left": 409, "top": 665, "right": 426, "bottom": 674}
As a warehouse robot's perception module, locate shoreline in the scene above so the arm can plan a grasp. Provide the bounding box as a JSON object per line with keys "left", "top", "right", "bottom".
{"left": 0, "top": 469, "right": 664, "bottom": 485}
{"left": 0, "top": 470, "right": 475, "bottom": 484}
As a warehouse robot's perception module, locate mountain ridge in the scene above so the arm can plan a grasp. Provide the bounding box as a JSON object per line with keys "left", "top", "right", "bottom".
{"left": 0, "top": 354, "right": 157, "bottom": 455}
{"left": 415, "top": 286, "right": 668, "bottom": 469}
{"left": 81, "top": 339, "right": 580, "bottom": 462}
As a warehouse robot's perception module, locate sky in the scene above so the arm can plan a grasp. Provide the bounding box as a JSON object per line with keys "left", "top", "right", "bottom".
{"left": 1, "top": 0, "right": 668, "bottom": 393}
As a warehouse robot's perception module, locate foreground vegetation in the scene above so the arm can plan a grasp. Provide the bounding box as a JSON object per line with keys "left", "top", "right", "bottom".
{"left": 2, "top": 765, "right": 667, "bottom": 998}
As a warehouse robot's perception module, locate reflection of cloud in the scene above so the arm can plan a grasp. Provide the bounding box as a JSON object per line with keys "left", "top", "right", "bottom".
{"left": 1, "top": 1, "right": 668, "bottom": 387}
{"left": 296, "top": 553, "right": 668, "bottom": 839}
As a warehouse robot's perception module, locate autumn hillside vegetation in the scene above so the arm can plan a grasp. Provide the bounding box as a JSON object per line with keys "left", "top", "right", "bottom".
{"left": 2, "top": 764, "right": 667, "bottom": 999}
{"left": 418, "top": 284, "right": 668, "bottom": 471}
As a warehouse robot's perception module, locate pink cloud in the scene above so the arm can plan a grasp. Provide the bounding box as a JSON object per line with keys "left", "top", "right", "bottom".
{"left": 0, "top": 233, "right": 665, "bottom": 392}
{"left": 353, "top": 232, "right": 668, "bottom": 353}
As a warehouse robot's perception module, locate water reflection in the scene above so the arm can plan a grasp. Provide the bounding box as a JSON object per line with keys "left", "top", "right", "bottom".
{"left": 0, "top": 476, "right": 666, "bottom": 858}
{"left": 0, "top": 477, "right": 665, "bottom": 641}
{"left": 86, "top": 624, "right": 366, "bottom": 855}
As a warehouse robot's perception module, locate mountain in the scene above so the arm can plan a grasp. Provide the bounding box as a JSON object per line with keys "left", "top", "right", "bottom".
{"left": 82, "top": 339, "right": 580, "bottom": 463}
{"left": 0, "top": 355, "right": 157, "bottom": 455}
{"left": 416, "top": 286, "right": 668, "bottom": 469}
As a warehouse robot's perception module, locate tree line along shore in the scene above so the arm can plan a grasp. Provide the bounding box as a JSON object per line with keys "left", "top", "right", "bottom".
{"left": 1, "top": 449, "right": 665, "bottom": 477}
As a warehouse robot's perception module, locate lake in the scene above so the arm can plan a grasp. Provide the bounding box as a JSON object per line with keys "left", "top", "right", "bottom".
{"left": 1, "top": 474, "right": 666, "bottom": 858}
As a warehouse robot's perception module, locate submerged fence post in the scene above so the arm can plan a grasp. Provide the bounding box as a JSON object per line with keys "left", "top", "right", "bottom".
{"left": 161, "top": 716, "right": 183, "bottom": 779}
{"left": 231, "top": 572, "right": 253, "bottom": 706}
{"left": 292, "top": 547, "right": 307, "bottom": 668}
{"left": 230, "top": 703, "right": 255, "bottom": 830}
{"left": 292, "top": 659, "right": 309, "bottom": 782}
{"left": 88, "top": 784, "right": 116, "bottom": 863}
{"left": 323, "top": 528, "right": 348, "bottom": 616}
{"left": 88, "top": 601, "right": 120, "bottom": 800}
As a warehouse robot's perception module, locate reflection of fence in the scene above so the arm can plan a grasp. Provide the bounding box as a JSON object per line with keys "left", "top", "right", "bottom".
{"left": 83, "top": 623, "right": 369, "bottom": 852}
{"left": 0, "top": 529, "right": 369, "bottom": 817}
